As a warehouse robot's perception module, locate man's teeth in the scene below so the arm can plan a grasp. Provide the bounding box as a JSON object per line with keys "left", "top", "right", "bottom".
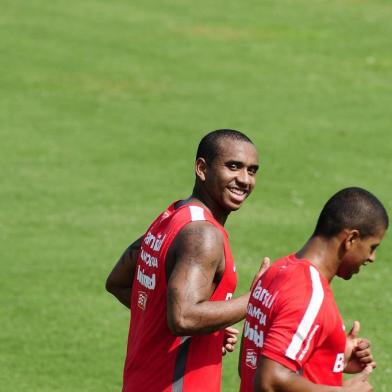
{"left": 230, "top": 188, "right": 246, "bottom": 195}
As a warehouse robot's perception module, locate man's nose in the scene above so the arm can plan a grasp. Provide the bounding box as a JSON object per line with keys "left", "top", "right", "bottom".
{"left": 368, "top": 251, "right": 376, "bottom": 263}
{"left": 237, "top": 169, "right": 251, "bottom": 185}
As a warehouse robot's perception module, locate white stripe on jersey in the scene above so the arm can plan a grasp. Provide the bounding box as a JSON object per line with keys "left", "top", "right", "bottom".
{"left": 189, "top": 205, "right": 205, "bottom": 221}
{"left": 285, "top": 265, "right": 324, "bottom": 360}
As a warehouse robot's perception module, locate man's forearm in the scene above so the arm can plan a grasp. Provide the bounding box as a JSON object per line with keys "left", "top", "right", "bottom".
{"left": 255, "top": 357, "right": 372, "bottom": 392}
{"left": 167, "top": 292, "right": 250, "bottom": 335}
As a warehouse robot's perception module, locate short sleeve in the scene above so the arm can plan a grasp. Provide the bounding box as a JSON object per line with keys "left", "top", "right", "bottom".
{"left": 262, "top": 265, "right": 325, "bottom": 372}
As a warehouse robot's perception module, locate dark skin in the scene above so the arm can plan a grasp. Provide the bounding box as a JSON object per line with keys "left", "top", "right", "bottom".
{"left": 248, "top": 227, "right": 385, "bottom": 392}
{"left": 105, "top": 237, "right": 142, "bottom": 309}
{"left": 106, "top": 138, "right": 268, "bottom": 351}
{"left": 254, "top": 359, "right": 373, "bottom": 392}
{"left": 166, "top": 213, "right": 267, "bottom": 335}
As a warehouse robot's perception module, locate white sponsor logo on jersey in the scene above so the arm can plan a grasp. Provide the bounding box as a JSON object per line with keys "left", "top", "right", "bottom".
{"left": 137, "top": 265, "right": 156, "bottom": 290}
{"left": 252, "top": 280, "right": 277, "bottom": 309}
{"left": 247, "top": 303, "right": 267, "bottom": 326}
{"left": 137, "top": 291, "right": 148, "bottom": 310}
{"left": 140, "top": 248, "right": 158, "bottom": 268}
{"left": 246, "top": 349, "right": 258, "bottom": 369}
{"left": 244, "top": 320, "right": 264, "bottom": 348}
{"left": 144, "top": 232, "right": 166, "bottom": 252}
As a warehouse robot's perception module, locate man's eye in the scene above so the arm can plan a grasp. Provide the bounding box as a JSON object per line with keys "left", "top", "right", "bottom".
{"left": 227, "top": 163, "right": 239, "bottom": 170}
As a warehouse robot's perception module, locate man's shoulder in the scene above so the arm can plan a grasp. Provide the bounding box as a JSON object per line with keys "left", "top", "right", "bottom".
{"left": 270, "top": 255, "right": 312, "bottom": 277}
{"left": 261, "top": 256, "right": 316, "bottom": 297}
{"left": 151, "top": 202, "right": 218, "bottom": 233}
{"left": 176, "top": 219, "right": 224, "bottom": 245}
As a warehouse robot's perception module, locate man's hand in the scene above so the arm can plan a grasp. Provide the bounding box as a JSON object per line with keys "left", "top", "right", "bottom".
{"left": 344, "top": 321, "right": 376, "bottom": 374}
{"left": 222, "top": 326, "right": 239, "bottom": 355}
{"left": 250, "top": 257, "right": 271, "bottom": 289}
{"left": 343, "top": 365, "right": 373, "bottom": 391}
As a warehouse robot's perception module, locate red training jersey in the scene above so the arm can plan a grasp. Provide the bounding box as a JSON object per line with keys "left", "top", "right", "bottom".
{"left": 240, "top": 254, "right": 346, "bottom": 391}
{"left": 123, "top": 202, "right": 237, "bottom": 392}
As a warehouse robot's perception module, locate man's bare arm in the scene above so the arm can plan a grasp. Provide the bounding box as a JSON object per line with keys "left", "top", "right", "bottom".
{"left": 166, "top": 221, "right": 250, "bottom": 335}
{"left": 254, "top": 356, "right": 373, "bottom": 392}
{"left": 106, "top": 237, "right": 142, "bottom": 308}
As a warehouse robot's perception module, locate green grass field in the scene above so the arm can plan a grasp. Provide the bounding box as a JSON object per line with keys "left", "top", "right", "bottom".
{"left": 1, "top": 0, "right": 392, "bottom": 390}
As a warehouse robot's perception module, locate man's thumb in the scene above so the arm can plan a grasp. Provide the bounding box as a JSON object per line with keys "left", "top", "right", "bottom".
{"left": 259, "top": 257, "right": 270, "bottom": 274}
{"left": 348, "top": 320, "right": 360, "bottom": 338}
{"left": 251, "top": 257, "right": 271, "bottom": 289}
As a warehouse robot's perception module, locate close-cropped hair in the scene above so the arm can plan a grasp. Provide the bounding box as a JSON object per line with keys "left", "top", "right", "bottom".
{"left": 313, "top": 187, "right": 389, "bottom": 238}
{"left": 196, "top": 129, "right": 254, "bottom": 165}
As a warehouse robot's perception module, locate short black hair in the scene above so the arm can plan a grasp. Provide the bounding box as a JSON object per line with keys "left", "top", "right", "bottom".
{"left": 313, "top": 187, "right": 389, "bottom": 238}
{"left": 196, "top": 129, "right": 254, "bottom": 164}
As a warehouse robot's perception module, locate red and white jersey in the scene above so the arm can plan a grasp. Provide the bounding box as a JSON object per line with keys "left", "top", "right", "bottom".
{"left": 240, "top": 254, "right": 346, "bottom": 391}
{"left": 123, "top": 202, "right": 237, "bottom": 392}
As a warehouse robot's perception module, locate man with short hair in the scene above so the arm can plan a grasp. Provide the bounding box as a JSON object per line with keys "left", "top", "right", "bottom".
{"left": 239, "top": 187, "right": 388, "bottom": 392}
{"left": 106, "top": 129, "right": 268, "bottom": 392}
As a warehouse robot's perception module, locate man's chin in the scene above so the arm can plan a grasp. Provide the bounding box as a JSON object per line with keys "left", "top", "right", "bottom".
{"left": 226, "top": 202, "right": 243, "bottom": 212}
{"left": 337, "top": 271, "right": 353, "bottom": 280}
{"left": 228, "top": 196, "right": 249, "bottom": 211}
{"left": 220, "top": 198, "right": 242, "bottom": 212}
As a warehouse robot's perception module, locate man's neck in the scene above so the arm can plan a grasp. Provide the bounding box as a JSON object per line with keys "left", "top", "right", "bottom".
{"left": 295, "top": 236, "right": 341, "bottom": 282}
{"left": 183, "top": 190, "right": 229, "bottom": 226}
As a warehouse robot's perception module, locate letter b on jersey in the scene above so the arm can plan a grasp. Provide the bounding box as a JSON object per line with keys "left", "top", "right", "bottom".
{"left": 333, "top": 353, "right": 345, "bottom": 373}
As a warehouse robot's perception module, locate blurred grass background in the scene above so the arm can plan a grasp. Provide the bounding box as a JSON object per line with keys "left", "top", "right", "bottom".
{"left": 1, "top": 0, "right": 391, "bottom": 390}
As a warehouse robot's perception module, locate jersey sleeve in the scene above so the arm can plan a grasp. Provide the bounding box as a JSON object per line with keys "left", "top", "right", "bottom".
{"left": 262, "top": 265, "right": 325, "bottom": 372}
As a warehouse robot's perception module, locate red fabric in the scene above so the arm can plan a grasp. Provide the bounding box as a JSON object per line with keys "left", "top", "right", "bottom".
{"left": 240, "top": 254, "right": 346, "bottom": 391}
{"left": 123, "top": 202, "right": 237, "bottom": 392}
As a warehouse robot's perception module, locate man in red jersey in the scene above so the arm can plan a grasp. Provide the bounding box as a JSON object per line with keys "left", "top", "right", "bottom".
{"left": 106, "top": 129, "right": 269, "bottom": 392}
{"left": 239, "top": 187, "right": 388, "bottom": 392}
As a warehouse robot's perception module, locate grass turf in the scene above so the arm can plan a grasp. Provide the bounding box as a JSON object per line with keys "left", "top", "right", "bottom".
{"left": 1, "top": 0, "right": 392, "bottom": 390}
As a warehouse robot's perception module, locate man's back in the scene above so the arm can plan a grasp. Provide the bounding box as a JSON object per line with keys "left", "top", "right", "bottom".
{"left": 240, "top": 254, "right": 346, "bottom": 391}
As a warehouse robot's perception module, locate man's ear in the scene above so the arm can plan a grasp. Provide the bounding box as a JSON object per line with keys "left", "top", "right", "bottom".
{"left": 195, "top": 157, "right": 208, "bottom": 182}
{"left": 343, "top": 229, "right": 360, "bottom": 251}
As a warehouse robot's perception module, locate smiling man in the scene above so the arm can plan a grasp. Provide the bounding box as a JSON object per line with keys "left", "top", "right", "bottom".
{"left": 106, "top": 129, "right": 268, "bottom": 392}
{"left": 239, "top": 187, "right": 389, "bottom": 392}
